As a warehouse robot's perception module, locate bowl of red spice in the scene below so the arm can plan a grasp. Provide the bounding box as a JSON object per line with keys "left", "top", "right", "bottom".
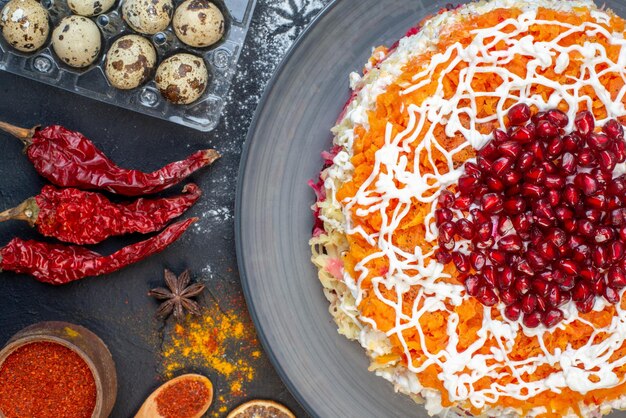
{"left": 0, "top": 321, "right": 117, "bottom": 418}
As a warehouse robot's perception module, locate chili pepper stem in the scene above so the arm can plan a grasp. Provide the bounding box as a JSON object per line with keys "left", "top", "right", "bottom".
{"left": 0, "top": 121, "right": 38, "bottom": 147}
{"left": 0, "top": 198, "right": 39, "bottom": 226}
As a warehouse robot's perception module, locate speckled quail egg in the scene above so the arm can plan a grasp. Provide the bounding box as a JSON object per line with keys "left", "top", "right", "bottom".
{"left": 0, "top": 0, "right": 49, "bottom": 52}
{"left": 67, "top": 0, "right": 115, "bottom": 17}
{"left": 105, "top": 34, "right": 156, "bottom": 89}
{"left": 122, "top": 0, "right": 173, "bottom": 35}
{"left": 155, "top": 53, "right": 208, "bottom": 105}
{"left": 173, "top": 0, "right": 224, "bottom": 48}
{"left": 52, "top": 16, "right": 101, "bottom": 68}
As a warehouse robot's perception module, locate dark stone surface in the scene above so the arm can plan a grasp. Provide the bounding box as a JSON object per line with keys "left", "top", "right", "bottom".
{"left": 0, "top": 1, "right": 330, "bottom": 416}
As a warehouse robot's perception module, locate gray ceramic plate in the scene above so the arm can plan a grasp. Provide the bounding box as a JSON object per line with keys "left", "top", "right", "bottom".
{"left": 236, "top": 1, "right": 626, "bottom": 417}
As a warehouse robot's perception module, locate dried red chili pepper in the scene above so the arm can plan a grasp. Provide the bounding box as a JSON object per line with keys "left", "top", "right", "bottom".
{"left": 0, "top": 218, "right": 196, "bottom": 285}
{"left": 0, "top": 121, "right": 220, "bottom": 196}
{"left": 0, "top": 184, "right": 201, "bottom": 244}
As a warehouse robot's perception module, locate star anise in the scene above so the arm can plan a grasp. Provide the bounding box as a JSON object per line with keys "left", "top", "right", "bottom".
{"left": 148, "top": 269, "right": 205, "bottom": 320}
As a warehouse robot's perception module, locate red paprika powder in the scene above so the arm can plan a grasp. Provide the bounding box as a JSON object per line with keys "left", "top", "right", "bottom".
{"left": 0, "top": 341, "right": 97, "bottom": 418}
{"left": 156, "top": 378, "right": 211, "bottom": 418}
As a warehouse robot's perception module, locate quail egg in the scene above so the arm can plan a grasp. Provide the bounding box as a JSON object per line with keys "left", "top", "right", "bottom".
{"left": 155, "top": 53, "right": 208, "bottom": 105}
{"left": 105, "top": 35, "right": 156, "bottom": 90}
{"left": 52, "top": 16, "right": 101, "bottom": 68}
{"left": 0, "top": 0, "right": 49, "bottom": 52}
{"left": 173, "top": 0, "right": 224, "bottom": 48}
{"left": 67, "top": 0, "right": 115, "bottom": 16}
{"left": 122, "top": 0, "right": 173, "bottom": 35}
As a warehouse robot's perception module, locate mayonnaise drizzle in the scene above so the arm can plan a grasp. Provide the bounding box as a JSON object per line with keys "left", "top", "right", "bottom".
{"left": 330, "top": 0, "right": 626, "bottom": 413}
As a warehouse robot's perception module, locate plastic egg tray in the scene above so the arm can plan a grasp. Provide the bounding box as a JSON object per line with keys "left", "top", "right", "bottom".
{"left": 0, "top": 0, "right": 256, "bottom": 132}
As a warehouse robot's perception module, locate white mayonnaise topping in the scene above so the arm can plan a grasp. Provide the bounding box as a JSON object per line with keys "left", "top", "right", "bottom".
{"left": 326, "top": 0, "right": 626, "bottom": 413}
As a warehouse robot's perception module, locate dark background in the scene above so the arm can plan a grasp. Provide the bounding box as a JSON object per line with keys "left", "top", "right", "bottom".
{"left": 0, "top": 0, "right": 330, "bottom": 416}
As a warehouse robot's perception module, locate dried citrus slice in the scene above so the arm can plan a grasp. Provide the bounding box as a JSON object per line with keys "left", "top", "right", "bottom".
{"left": 226, "top": 400, "right": 295, "bottom": 418}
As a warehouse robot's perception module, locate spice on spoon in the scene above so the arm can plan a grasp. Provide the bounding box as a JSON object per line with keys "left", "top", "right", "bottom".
{"left": 0, "top": 184, "right": 201, "bottom": 244}
{"left": 0, "top": 218, "right": 196, "bottom": 285}
{"left": 155, "top": 376, "right": 212, "bottom": 418}
{"left": 0, "top": 121, "right": 220, "bottom": 196}
{"left": 0, "top": 341, "right": 96, "bottom": 418}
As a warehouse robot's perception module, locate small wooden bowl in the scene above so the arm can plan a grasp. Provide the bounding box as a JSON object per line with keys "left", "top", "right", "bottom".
{"left": 0, "top": 321, "right": 118, "bottom": 418}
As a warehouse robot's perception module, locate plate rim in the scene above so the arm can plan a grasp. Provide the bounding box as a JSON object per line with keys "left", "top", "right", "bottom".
{"left": 234, "top": 2, "right": 340, "bottom": 416}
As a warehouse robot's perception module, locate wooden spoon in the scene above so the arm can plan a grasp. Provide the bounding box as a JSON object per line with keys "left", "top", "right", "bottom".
{"left": 135, "top": 374, "right": 213, "bottom": 418}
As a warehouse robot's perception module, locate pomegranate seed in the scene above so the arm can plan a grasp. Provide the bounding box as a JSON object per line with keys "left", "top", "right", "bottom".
{"left": 481, "top": 193, "right": 503, "bottom": 214}
{"left": 488, "top": 249, "right": 506, "bottom": 265}
{"left": 555, "top": 206, "right": 574, "bottom": 221}
{"left": 603, "top": 119, "right": 624, "bottom": 140}
{"left": 559, "top": 291, "right": 572, "bottom": 306}
{"left": 598, "top": 150, "right": 617, "bottom": 172}
{"left": 585, "top": 208, "right": 603, "bottom": 224}
{"left": 532, "top": 111, "right": 547, "bottom": 124}
{"left": 608, "top": 267, "right": 626, "bottom": 288}
{"left": 587, "top": 133, "right": 611, "bottom": 151}
{"left": 537, "top": 120, "right": 559, "bottom": 138}
{"left": 508, "top": 103, "right": 531, "bottom": 125}
{"left": 543, "top": 308, "right": 564, "bottom": 328}
{"left": 470, "top": 252, "right": 486, "bottom": 271}
{"left": 465, "top": 275, "right": 482, "bottom": 296}
{"left": 517, "top": 152, "right": 534, "bottom": 171}
{"left": 556, "top": 259, "right": 578, "bottom": 276}
{"left": 438, "top": 235, "right": 455, "bottom": 251}
{"left": 504, "top": 303, "right": 522, "bottom": 321}
{"left": 476, "top": 237, "right": 495, "bottom": 250}
{"left": 586, "top": 195, "right": 606, "bottom": 210}
{"left": 512, "top": 213, "right": 532, "bottom": 233}
{"left": 563, "top": 133, "right": 582, "bottom": 152}
{"left": 438, "top": 221, "right": 456, "bottom": 242}
{"left": 452, "top": 252, "right": 470, "bottom": 273}
{"left": 502, "top": 170, "right": 523, "bottom": 186}
{"left": 580, "top": 266, "right": 599, "bottom": 282}
{"left": 547, "top": 228, "right": 567, "bottom": 247}
{"left": 526, "top": 166, "right": 546, "bottom": 184}
{"left": 514, "top": 258, "right": 534, "bottom": 276}
{"left": 475, "top": 221, "right": 492, "bottom": 242}
{"left": 594, "top": 226, "right": 614, "bottom": 243}
{"left": 533, "top": 278, "right": 551, "bottom": 297}
{"left": 563, "top": 185, "right": 580, "bottom": 207}
{"left": 560, "top": 152, "right": 577, "bottom": 175}
{"left": 503, "top": 197, "right": 526, "bottom": 215}
{"left": 559, "top": 275, "right": 576, "bottom": 291}
{"left": 464, "top": 162, "right": 482, "bottom": 177}
{"left": 572, "top": 281, "right": 593, "bottom": 302}
{"left": 542, "top": 161, "right": 558, "bottom": 175}
{"left": 499, "top": 266, "right": 515, "bottom": 289}
{"left": 536, "top": 295, "right": 548, "bottom": 312}
{"left": 563, "top": 219, "right": 578, "bottom": 234}
{"left": 613, "top": 140, "right": 626, "bottom": 163}
{"left": 593, "top": 245, "right": 609, "bottom": 268}
{"left": 499, "top": 235, "right": 522, "bottom": 252}
{"left": 523, "top": 311, "right": 543, "bottom": 328}
{"left": 479, "top": 141, "right": 499, "bottom": 160}
{"left": 537, "top": 240, "right": 558, "bottom": 260}
{"left": 504, "top": 184, "right": 522, "bottom": 197}
{"left": 436, "top": 209, "right": 454, "bottom": 224}
{"left": 521, "top": 293, "right": 538, "bottom": 313}
{"left": 574, "top": 173, "right": 598, "bottom": 196}
{"left": 458, "top": 175, "right": 479, "bottom": 195}
{"left": 577, "top": 148, "right": 595, "bottom": 167}
{"left": 486, "top": 177, "right": 505, "bottom": 192}
{"left": 533, "top": 199, "right": 554, "bottom": 219}
{"left": 471, "top": 209, "right": 489, "bottom": 224}
{"left": 608, "top": 196, "right": 622, "bottom": 210}
{"left": 498, "top": 217, "right": 515, "bottom": 236}
{"left": 620, "top": 225, "right": 626, "bottom": 242}
{"left": 605, "top": 286, "right": 621, "bottom": 304}
{"left": 608, "top": 176, "right": 626, "bottom": 195}
{"left": 528, "top": 141, "right": 545, "bottom": 161}
{"left": 546, "top": 109, "right": 569, "bottom": 128}
{"left": 593, "top": 279, "right": 605, "bottom": 296}
{"left": 575, "top": 111, "right": 595, "bottom": 137}
{"left": 526, "top": 249, "right": 547, "bottom": 270}
{"left": 510, "top": 126, "right": 535, "bottom": 143}
{"left": 456, "top": 219, "right": 475, "bottom": 240}
{"left": 576, "top": 295, "right": 595, "bottom": 314}
{"left": 572, "top": 244, "right": 591, "bottom": 263}
{"left": 608, "top": 241, "right": 624, "bottom": 261}
{"left": 498, "top": 141, "right": 522, "bottom": 158}
{"left": 546, "top": 285, "right": 561, "bottom": 307}
{"left": 544, "top": 175, "right": 565, "bottom": 190}
{"left": 522, "top": 184, "right": 544, "bottom": 198}
{"left": 493, "top": 129, "right": 509, "bottom": 143}
{"left": 577, "top": 220, "right": 595, "bottom": 237}
{"left": 492, "top": 156, "right": 514, "bottom": 176}
{"left": 436, "top": 250, "right": 452, "bottom": 264}
{"left": 482, "top": 266, "right": 497, "bottom": 287}
{"left": 454, "top": 195, "right": 472, "bottom": 210}
{"left": 514, "top": 276, "right": 532, "bottom": 295}
{"left": 438, "top": 190, "right": 455, "bottom": 208}
{"left": 476, "top": 286, "right": 498, "bottom": 306}
{"left": 500, "top": 288, "right": 518, "bottom": 305}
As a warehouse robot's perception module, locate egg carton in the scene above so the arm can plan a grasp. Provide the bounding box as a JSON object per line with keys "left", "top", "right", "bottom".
{"left": 0, "top": 0, "right": 256, "bottom": 132}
